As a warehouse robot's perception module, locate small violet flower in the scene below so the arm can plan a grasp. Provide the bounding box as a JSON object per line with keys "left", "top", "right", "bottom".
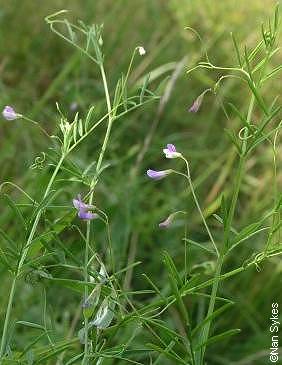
{"left": 137, "top": 46, "right": 146, "bottom": 56}
{"left": 159, "top": 211, "right": 186, "bottom": 229}
{"left": 72, "top": 194, "right": 98, "bottom": 221}
{"left": 2, "top": 106, "right": 20, "bottom": 121}
{"left": 188, "top": 89, "right": 211, "bottom": 113}
{"left": 159, "top": 215, "right": 173, "bottom": 228}
{"left": 147, "top": 169, "right": 171, "bottom": 180}
{"left": 188, "top": 96, "right": 202, "bottom": 113}
{"left": 163, "top": 144, "right": 181, "bottom": 159}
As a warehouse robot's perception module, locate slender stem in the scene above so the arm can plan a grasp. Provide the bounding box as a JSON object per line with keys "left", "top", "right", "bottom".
{"left": 196, "top": 254, "right": 224, "bottom": 364}
{"left": 0, "top": 278, "right": 16, "bottom": 359}
{"left": 82, "top": 192, "right": 94, "bottom": 365}
{"left": 0, "top": 155, "right": 65, "bottom": 361}
{"left": 82, "top": 63, "right": 112, "bottom": 365}
{"left": 223, "top": 96, "right": 255, "bottom": 248}
{"left": 196, "top": 95, "right": 255, "bottom": 365}
{"left": 95, "top": 64, "right": 113, "bottom": 174}
{"left": 182, "top": 157, "right": 219, "bottom": 257}
{"left": 113, "top": 48, "right": 137, "bottom": 117}
{"left": 270, "top": 131, "right": 280, "bottom": 246}
{"left": 181, "top": 156, "right": 219, "bottom": 363}
{"left": 21, "top": 116, "right": 51, "bottom": 139}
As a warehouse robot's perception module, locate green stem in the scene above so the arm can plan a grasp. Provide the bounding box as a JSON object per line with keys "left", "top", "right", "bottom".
{"left": 82, "top": 63, "right": 112, "bottom": 365}
{"left": 0, "top": 278, "right": 16, "bottom": 360}
{"left": 0, "top": 155, "right": 65, "bottom": 361}
{"left": 82, "top": 192, "right": 94, "bottom": 365}
{"left": 21, "top": 116, "right": 51, "bottom": 140}
{"left": 182, "top": 157, "right": 219, "bottom": 257}
{"left": 96, "top": 64, "right": 113, "bottom": 174}
{"left": 196, "top": 254, "right": 224, "bottom": 364}
{"left": 196, "top": 95, "right": 255, "bottom": 365}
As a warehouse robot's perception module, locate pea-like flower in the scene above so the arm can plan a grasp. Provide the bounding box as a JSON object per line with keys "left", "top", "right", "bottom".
{"left": 159, "top": 215, "right": 173, "bottom": 228}
{"left": 188, "top": 89, "right": 211, "bottom": 113}
{"left": 163, "top": 144, "right": 181, "bottom": 159}
{"left": 90, "top": 297, "right": 115, "bottom": 329}
{"left": 159, "top": 211, "right": 186, "bottom": 229}
{"left": 147, "top": 169, "right": 171, "bottom": 180}
{"left": 72, "top": 194, "right": 98, "bottom": 220}
{"left": 2, "top": 106, "right": 21, "bottom": 121}
{"left": 137, "top": 46, "right": 146, "bottom": 56}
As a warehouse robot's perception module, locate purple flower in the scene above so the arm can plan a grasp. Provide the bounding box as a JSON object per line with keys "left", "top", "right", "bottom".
{"left": 188, "top": 96, "right": 202, "bottom": 113}
{"left": 188, "top": 89, "right": 211, "bottom": 113}
{"left": 2, "top": 106, "right": 20, "bottom": 121}
{"left": 147, "top": 169, "right": 171, "bottom": 180}
{"left": 73, "top": 194, "right": 98, "bottom": 221}
{"left": 163, "top": 144, "right": 181, "bottom": 159}
{"left": 159, "top": 211, "right": 186, "bottom": 229}
{"left": 159, "top": 216, "right": 173, "bottom": 228}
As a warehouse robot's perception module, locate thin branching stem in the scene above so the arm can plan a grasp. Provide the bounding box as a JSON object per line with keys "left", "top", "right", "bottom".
{"left": 0, "top": 154, "right": 65, "bottom": 361}
{"left": 196, "top": 95, "right": 255, "bottom": 365}
{"left": 181, "top": 156, "right": 219, "bottom": 258}
{"left": 82, "top": 62, "right": 113, "bottom": 364}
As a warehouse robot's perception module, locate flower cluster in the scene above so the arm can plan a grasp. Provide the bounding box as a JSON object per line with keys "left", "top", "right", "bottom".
{"left": 146, "top": 143, "right": 181, "bottom": 181}
{"left": 147, "top": 144, "right": 186, "bottom": 228}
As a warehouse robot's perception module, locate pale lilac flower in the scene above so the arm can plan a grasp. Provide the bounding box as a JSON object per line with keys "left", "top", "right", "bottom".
{"left": 147, "top": 169, "right": 171, "bottom": 180}
{"left": 2, "top": 106, "right": 20, "bottom": 120}
{"left": 188, "top": 97, "right": 202, "bottom": 113}
{"left": 163, "top": 144, "right": 181, "bottom": 159}
{"left": 137, "top": 46, "right": 146, "bottom": 56}
{"left": 72, "top": 194, "right": 98, "bottom": 221}
{"left": 159, "top": 216, "right": 173, "bottom": 228}
{"left": 90, "top": 298, "right": 115, "bottom": 329}
{"left": 159, "top": 211, "right": 186, "bottom": 229}
{"left": 188, "top": 89, "right": 211, "bottom": 113}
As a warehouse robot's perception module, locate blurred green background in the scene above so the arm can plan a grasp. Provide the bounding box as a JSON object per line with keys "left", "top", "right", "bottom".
{"left": 0, "top": 1, "right": 281, "bottom": 364}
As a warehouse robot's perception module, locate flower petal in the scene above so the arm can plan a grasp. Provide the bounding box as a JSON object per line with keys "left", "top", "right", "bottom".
{"left": 2, "top": 106, "right": 19, "bottom": 121}
{"left": 73, "top": 197, "right": 82, "bottom": 210}
{"left": 90, "top": 298, "right": 115, "bottom": 329}
{"left": 147, "top": 169, "right": 170, "bottom": 180}
{"left": 159, "top": 217, "right": 172, "bottom": 228}
{"left": 188, "top": 89, "right": 211, "bottom": 113}
{"left": 137, "top": 46, "right": 146, "bottom": 55}
{"left": 166, "top": 144, "right": 176, "bottom": 152}
{"left": 73, "top": 194, "right": 94, "bottom": 212}
{"left": 78, "top": 210, "right": 98, "bottom": 220}
{"left": 188, "top": 98, "right": 201, "bottom": 113}
{"left": 163, "top": 144, "right": 181, "bottom": 159}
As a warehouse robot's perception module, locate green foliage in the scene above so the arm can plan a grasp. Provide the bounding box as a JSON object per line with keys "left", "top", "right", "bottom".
{"left": 0, "top": 1, "right": 281, "bottom": 365}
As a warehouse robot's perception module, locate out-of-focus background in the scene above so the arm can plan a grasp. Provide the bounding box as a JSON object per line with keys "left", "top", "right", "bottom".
{"left": 0, "top": 1, "right": 281, "bottom": 364}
